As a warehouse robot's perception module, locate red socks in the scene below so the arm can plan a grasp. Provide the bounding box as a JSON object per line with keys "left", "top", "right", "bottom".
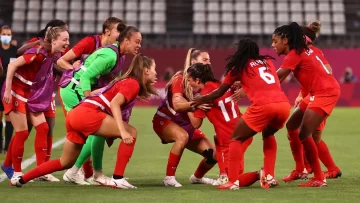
{"left": 35, "top": 122, "right": 49, "bottom": 166}
{"left": 240, "top": 137, "right": 253, "bottom": 174}
{"left": 113, "top": 138, "right": 137, "bottom": 176}
{"left": 288, "top": 129, "right": 305, "bottom": 172}
{"left": 22, "top": 159, "right": 63, "bottom": 183}
{"left": 194, "top": 159, "right": 215, "bottom": 178}
{"left": 82, "top": 159, "right": 94, "bottom": 179}
{"left": 45, "top": 136, "right": 53, "bottom": 162}
{"left": 12, "top": 130, "right": 29, "bottom": 172}
{"left": 214, "top": 136, "right": 227, "bottom": 175}
{"left": 302, "top": 137, "right": 324, "bottom": 180}
{"left": 317, "top": 140, "right": 339, "bottom": 171}
{"left": 238, "top": 171, "right": 259, "bottom": 187}
{"left": 263, "top": 135, "right": 277, "bottom": 177}
{"left": 228, "top": 140, "right": 243, "bottom": 183}
{"left": 166, "top": 152, "right": 181, "bottom": 176}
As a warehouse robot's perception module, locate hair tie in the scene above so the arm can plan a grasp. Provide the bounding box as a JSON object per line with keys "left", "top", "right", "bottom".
{"left": 305, "top": 35, "right": 313, "bottom": 43}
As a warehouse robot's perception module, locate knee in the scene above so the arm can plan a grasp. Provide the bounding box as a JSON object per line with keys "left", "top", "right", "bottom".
{"left": 312, "top": 131, "right": 322, "bottom": 144}
{"left": 202, "top": 148, "right": 217, "bottom": 165}
{"left": 299, "top": 126, "right": 312, "bottom": 141}
{"left": 128, "top": 126, "right": 137, "bottom": 139}
{"left": 175, "top": 133, "right": 188, "bottom": 146}
{"left": 59, "top": 157, "right": 75, "bottom": 169}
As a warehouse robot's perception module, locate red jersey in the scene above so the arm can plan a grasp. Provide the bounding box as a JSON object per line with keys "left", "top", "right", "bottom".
{"left": 281, "top": 49, "right": 340, "bottom": 96}
{"left": 194, "top": 81, "right": 241, "bottom": 138}
{"left": 71, "top": 35, "right": 102, "bottom": 58}
{"left": 300, "top": 46, "right": 330, "bottom": 97}
{"left": 14, "top": 53, "right": 45, "bottom": 89}
{"left": 82, "top": 77, "right": 139, "bottom": 114}
{"left": 27, "top": 37, "right": 70, "bottom": 55}
{"left": 157, "top": 73, "right": 188, "bottom": 120}
{"left": 223, "top": 59, "right": 288, "bottom": 105}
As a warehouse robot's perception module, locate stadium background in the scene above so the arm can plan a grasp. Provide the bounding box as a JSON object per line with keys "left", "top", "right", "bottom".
{"left": 0, "top": 1, "right": 359, "bottom": 202}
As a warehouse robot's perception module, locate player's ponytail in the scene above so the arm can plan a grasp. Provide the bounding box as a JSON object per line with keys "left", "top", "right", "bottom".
{"left": 225, "top": 38, "right": 274, "bottom": 76}
{"left": 187, "top": 63, "right": 218, "bottom": 84}
{"left": 273, "top": 22, "right": 308, "bottom": 54}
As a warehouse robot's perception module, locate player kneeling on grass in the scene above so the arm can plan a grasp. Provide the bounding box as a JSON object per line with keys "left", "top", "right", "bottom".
{"left": 193, "top": 38, "right": 291, "bottom": 190}
{"left": 10, "top": 54, "right": 158, "bottom": 189}
{"left": 186, "top": 63, "right": 260, "bottom": 187}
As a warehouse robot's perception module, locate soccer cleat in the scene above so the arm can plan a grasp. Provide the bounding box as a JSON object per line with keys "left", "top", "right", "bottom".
{"left": 35, "top": 174, "right": 60, "bottom": 182}
{"left": 1, "top": 164, "right": 14, "bottom": 179}
{"left": 63, "top": 169, "right": 90, "bottom": 185}
{"left": 324, "top": 170, "right": 342, "bottom": 179}
{"left": 189, "top": 174, "right": 216, "bottom": 185}
{"left": 260, "top": 168, "right": 279, "bottom": 189}
{"left": 212, "top": 174, "right": 229, "bottom": 186}
{"left": 217, "top": 180, "right": 239, "bottom": 190}
{"left": 93, "top": 174, "right": 112, "bottom": 186}
{"left": 110, "top": 177, "right": 137, "bottom": 189}
{"left": 10, "top": 176, "right": 23, "bottom": 187}
{"left": 298, "top": 178, "right": 327, "bottom": 187}
{"left": 282, "top": 169, "right": 308, "bottom": 183}
{"left": 163, "top": 176, "right": 182, "bottom": 187}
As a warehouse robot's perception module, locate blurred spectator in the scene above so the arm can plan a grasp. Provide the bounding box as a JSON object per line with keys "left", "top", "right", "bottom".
{"left": 162, "top": 66, "right": 175, "bottom": 82}
{"left": 340, "top": 67, "right": 357, "bottom": 84}
{"left": 0, "top": 25, "right": 17, "bottom": 153}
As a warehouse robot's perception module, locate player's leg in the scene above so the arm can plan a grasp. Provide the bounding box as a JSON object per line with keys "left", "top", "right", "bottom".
{"left": 0, "top": 110, "right": 3, "bottom": 153}
{"left": 4, "top": 115, "right": 14, "bottom": 153}
{"left": 186, "top": 134, "right": 217, "bottom": 185}
{"left": 28, "top": 112, "right": 49, "bottom": 167}
{"left": 298, "top": 108, "right": 327, "bottom": 187}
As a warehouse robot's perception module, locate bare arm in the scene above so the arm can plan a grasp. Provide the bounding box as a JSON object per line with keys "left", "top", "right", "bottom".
{"left": 194, "top": 83, "right": 231, "bottom": 105}
{"left": 172, "top": 93, "right": 194, "bottom": 112}
{"left": 17, "top": 40, "right": 40, "bottom": 55}
{"left": 276, "top": 68, "right": 292, "bottom": 83}
{"left": 57, "top": 50, "right": 78, "bottom": 70}
{"left": 325, "top": 64, "right": 332, "bottom": 74}
{"left": 110, "top": 93, "right": 134, "bottom": 144}
{"left": 187, "top": 112, "right": 203, "bottom": 129}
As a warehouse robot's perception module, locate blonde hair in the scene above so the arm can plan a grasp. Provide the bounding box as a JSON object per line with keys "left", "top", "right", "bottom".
{"left": 44, "top": 26, "right": 67, "bottom": 43}
{"left": 166, "top": 48, "right": 202, "bottom": 100}
{"left": 308, "top": 21, "right": 322, "bottom": 37}
{"left": 117, "top": 54, "right": 158, "bottom": 98}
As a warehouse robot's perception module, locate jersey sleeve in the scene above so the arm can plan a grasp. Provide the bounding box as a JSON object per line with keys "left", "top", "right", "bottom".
{"left": 22, "top": 54, "right": 38, "bottom": 64}
{"left": 80, "top": 50, "right": 117, "bottom": 91}
{"left": 223, "top": 70, "right": 237, "bottom": 85}
{"left": 71, "top": 36, "right": 96, "bottom": 58}
{"left": 280, "top": 50, "right": 302, "bottom": 70}
{"left": 194, "top": 109, "right": 206, "bottom": 119}
{"left": 117, "top": 78, "right": 140, "bottom": 103}
{"left": 26, "top": 37, "right": 38, "bottom": 44}
{"left": 171, "top": 75, "right": 183, "bottom": 94}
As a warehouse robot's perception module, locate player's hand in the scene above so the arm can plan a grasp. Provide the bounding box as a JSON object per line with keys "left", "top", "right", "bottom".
{"left": 121, "top": 131, "right": 134, "bottom": 145}
{"left": 231, "top": 81, "right": 241, "bottom": 91}
{"left": 137, "top": 95, "right": 150, "bottom": 103}
{"left": 192, "top": 94, "right": 206, "bottom": 106}
{"left": 231, "top": 88, "right": 246, "bottom": 102}
{"left": 72, "top": 60, "right": 81, "bottom": 68}
{"left": 294, "top": 95, "right": 303, "bottom": 107}
{"left": 3, "top": 89, "right": 11, "bottom": 104}
{"left": 197, "top": 103, "right": 212, "bottom": 111}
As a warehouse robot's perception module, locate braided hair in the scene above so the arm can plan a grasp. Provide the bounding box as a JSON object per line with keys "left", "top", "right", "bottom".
{"left": 273, "top": 22, "right": 308, "bottom": 54}
{"left": 225, "top": 38, "right": 274, "bottom": 76}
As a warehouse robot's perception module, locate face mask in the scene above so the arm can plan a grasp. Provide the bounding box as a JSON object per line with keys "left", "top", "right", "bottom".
{"left": 0, "top": 35, "right": 12, "bottom": 45}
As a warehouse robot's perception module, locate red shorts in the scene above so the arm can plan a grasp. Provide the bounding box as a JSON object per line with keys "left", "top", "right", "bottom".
{"left": 44, "top": 94, "right": 56, "bottom": 118}
{"left": 152, "top": 113, "right": 205, "bottom": 144}
{"left": 3, "top": 87, "right": 30, "bottom": 115}
{"left": 299, "top": 95, "right": 327, "bottom": 131}
{"left": 66, "top": 105, "right": 107, "bottom": 144}
{"left": 307, "top": 94, "right": 339, "bottom": 116}
{"left": 242, "top": 102, "right": 291, "bottom": 132}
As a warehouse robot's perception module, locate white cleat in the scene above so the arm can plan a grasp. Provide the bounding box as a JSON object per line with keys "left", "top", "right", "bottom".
{"left": 35, "top": 174, "right": 60, "bottom": 182}
{"left": 212, "top": 174, "right": 229, "bottom": 186}
{"left": 10, "top": 176, "right": 23, "bottom": 187}
{"left": 109, "top": 177, "right": 137, "bottom": 189}
{"left": 93, "top": 174, "right": 112, "bottom": 186}
{"left": 189, "top": 174, "right": 216, "bottom": 185}
{"left": 163, "top": 176, "right": 182, "bottom": 187}
{"left": 63, "top": 169, "right": 90, "bottom": 185}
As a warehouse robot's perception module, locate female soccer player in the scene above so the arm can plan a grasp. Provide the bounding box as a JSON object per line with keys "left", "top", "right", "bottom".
{"left": 282, "top": 21, "right": 342, "bottom": 182}
{"left": 274, "top": 22, "right": 340, "bottom": 187}
{"left": 152, "top": 48, "right": 217, "bottom": 187}
{"left": 1, "top": 26, "right": 69, "bottom": 180}
{"left": 10, "top": 54, "right": 158, "bottom": 188}
{"left": 193, "top": 38, "right": 290, "bottom": 190}
{"left": 186, "top": 63, "right": 260, "bottom": 187}
{"left": 61, "top": 26, "right": 141, "bottom": 186}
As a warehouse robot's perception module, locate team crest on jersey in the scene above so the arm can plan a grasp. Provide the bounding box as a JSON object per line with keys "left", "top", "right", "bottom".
{"left": 14, "top": 101, "right": 18, "bottom": 107}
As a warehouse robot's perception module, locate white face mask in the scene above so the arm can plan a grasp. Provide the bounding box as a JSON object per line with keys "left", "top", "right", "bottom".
{"left": 0, "top": 35, "right": 12, "bottom": 45}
